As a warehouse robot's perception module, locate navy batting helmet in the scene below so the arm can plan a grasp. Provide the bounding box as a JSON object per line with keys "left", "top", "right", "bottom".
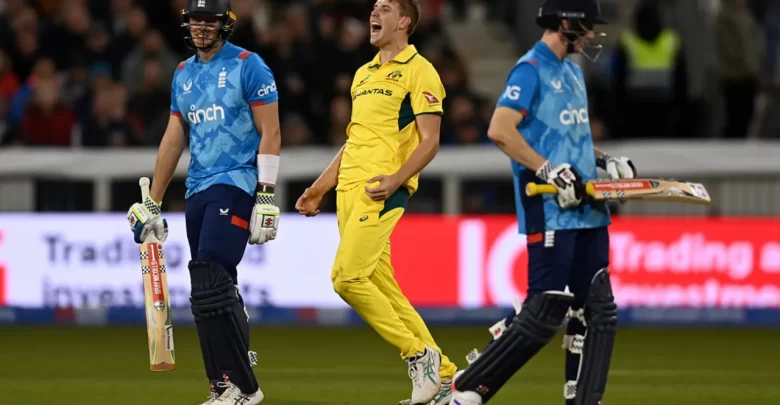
{"left": 181, "top": 0, "right": 237, "bottom": 51}
{"left": 536, "top": 0, "right": 608, "bottom": 61}
{"left": 536, "top": 0, "right": 607, "bottom": 28}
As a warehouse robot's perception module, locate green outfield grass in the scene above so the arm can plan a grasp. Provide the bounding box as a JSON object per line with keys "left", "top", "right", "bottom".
{"left": 0, "top": 326, "right": 778, "bottom": 405}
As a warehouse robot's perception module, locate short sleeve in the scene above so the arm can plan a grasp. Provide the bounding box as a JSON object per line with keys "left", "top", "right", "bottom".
{"left": 170, "top": 76, "right": 180, "bottom": 117}
{"left": 410, "top": 63, "right": 445, "bottom": 115}
{"left": 496, "top": 63, "right": 539, "bottom": 118}
{"left": 242, "top": 53, "right": 278, "bottom": 106}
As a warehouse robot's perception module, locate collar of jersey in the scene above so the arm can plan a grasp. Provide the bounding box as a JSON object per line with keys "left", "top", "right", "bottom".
{"left": 194, "top": 42, "right": 232, "bottom": 64}
{"left": 368, "top": 44, "right": 418, "bottom": 69}
{"left": 533, "top": 41, "right": 563, "bottom": 65}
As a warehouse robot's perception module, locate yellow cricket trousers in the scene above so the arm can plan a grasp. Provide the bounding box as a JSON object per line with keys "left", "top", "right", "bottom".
{"left": 331, "top": 183, "right": 457, "bottom": 380}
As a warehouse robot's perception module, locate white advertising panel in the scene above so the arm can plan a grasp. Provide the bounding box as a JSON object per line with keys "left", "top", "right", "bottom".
{"left": 0, "top": 214, "right": 347, "bottom": 308}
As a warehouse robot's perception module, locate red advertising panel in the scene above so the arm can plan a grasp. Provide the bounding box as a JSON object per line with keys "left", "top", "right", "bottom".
{"left": 391, "top": 216, "right": 780, "bottom": 308}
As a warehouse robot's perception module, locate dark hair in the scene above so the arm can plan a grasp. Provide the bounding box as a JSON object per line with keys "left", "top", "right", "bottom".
{"left": 392, "top": 0, "right": 421, "bottom": 35}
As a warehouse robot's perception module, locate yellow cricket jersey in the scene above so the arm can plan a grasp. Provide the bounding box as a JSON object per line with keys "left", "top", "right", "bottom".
{"left": 337, "top": 45, "right": 446, "bottom": 196}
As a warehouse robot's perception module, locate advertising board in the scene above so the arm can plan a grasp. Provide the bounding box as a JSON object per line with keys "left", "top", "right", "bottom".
{"left": 0, "top": 214, "right": 342, "bottom": 308}
{"left": 0, "top": 214, "right": 777, "bottom": 309}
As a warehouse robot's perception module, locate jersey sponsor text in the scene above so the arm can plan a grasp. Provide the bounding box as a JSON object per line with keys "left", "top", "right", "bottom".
{"left": 353, "top": 88, "right": 394, "bottom": 99}
{"left": 257, "top": 81, "right": 277, "bottom": 97}
{"left": 559, "top": 107, "right": 589, "bottom": 125}
{"left": 503, "top": 85, "right": 521, "bottom": 100}
{"left": 187, "top": 104, "right": 226, "bottom": 124}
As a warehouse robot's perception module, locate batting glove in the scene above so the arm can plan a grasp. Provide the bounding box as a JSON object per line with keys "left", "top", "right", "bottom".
{"left": 536, "top": 160, "right": 586, "bottom": 209}
{"left": 249, "top": 187, "right": 279, "bottom": 245}
{"left": 598, "top": 154, "right": 637, "bottom": 180}
{"left": 127, "top": 196, "right": 168, "bottom": 244}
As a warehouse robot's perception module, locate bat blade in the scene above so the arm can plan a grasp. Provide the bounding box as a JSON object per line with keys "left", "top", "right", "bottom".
{"left": 137, "top": 176, "right": 175, "bottom": 372}
{"left": 525, "top": 178, "right": 711, "bottom": 205}
{"left": 588, "top": 179, "right": 711, "bottom": 205}
{"left": 140, "top": 239, "right": 175, "bottom": 371}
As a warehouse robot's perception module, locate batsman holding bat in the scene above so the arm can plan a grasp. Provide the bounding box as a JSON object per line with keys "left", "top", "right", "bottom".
{"left": 126, "top": 0, "right": 280, "bottom": 404}
{"left": 450, "top": 1, "right": 637, "bottom": 404}
{"left": 295, "top": 1, "right": 457, "bottom": 404}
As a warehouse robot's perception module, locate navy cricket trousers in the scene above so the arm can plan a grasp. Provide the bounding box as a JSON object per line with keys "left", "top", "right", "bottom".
{"left": 526, "top": 227, "right": 610, "bottom": 307}
{"left": 185, "top": 184, "right": 254, "bottom": 284}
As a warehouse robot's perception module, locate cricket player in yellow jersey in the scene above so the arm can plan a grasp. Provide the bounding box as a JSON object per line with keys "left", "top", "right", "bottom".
{"left": 295, "top": 1, "right": 456, "bottom": 404}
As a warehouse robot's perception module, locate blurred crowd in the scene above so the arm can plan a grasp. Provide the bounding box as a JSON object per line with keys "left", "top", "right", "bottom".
{"left": 1, "top": 0, "right": 778, "bottom": 213}
{"left": 587, "top": 0, "right": 780, "bottom": 141}
{"left": 0, "top": 0, "right": 776, "bottom": 149}
{"left": 0, "top": 0, "right": 488, "bottom": 148}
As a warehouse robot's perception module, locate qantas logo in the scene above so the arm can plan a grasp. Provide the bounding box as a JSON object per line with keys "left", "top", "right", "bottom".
{"left": 354, "top": 88, "right": 393, "bottom": 99}
{"left": 423, "top": 92, "right": 439, "bottom": 105}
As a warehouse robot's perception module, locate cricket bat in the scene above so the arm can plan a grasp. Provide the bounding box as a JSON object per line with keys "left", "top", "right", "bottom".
{"left": 525, "top": 178, "right": 712, "bottom": 205}
{"left": 138, "top": 177, "right": 176, "bottom": 371}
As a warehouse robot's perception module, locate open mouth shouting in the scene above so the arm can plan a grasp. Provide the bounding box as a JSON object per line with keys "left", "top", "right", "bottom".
{"left": 370, "top": 20, "right": 382, "bottom": 37}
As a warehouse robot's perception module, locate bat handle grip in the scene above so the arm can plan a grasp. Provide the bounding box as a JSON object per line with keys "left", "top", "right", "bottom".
{"left": 139, "top": 177, "right": 151, "bottom": 200}
{"left": 526, "top": 182, "right": 597, "bottom": 197}
{"left": 585, "top": 182, "right": 596, "bottom": 197}
{"left": 525, "top": 183, "right": 558, "bottom": 196}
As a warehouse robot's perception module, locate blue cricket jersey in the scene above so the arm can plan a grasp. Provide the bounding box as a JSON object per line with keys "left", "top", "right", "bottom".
{"left": 170, "top": 42, "right": 278, "bottom": 199}
{"left": 497, "top": 41, "right": 610, "bottom": 235}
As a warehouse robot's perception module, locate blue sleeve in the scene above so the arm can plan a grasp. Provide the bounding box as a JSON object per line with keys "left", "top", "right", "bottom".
{"left": 170, "top": 76, "right": 179, "bottom": 115}
{"left": 242, "top": 53, "right": 278, "bottom": 106}
{"left": 496, "top": 63, "right": 539, "bottom": 118}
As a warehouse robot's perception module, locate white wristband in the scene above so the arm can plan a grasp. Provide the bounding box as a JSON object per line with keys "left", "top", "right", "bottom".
{"left": 257, "top": 154, "right": 280, "bottom": 185}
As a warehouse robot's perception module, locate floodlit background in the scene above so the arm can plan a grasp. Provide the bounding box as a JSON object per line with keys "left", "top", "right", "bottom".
{"left": 0, "top": 1, "right": 778, "bottom": 404}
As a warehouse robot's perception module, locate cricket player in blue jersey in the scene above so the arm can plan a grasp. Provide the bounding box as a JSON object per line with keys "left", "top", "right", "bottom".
{"left": 450, "top": 1, "right": 637, "bottom": 405}
{"left": 126, "top": 0, "right": 280, "bottom": 404}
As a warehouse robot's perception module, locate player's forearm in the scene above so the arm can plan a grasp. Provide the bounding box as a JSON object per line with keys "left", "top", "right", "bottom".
{"left": 258, "top": 127, "right": 281, "bottom": 157}
{"left": 150, "top": 131, "right": 185, "bottom": 203}
{"left": 395, "top": 136, "right": 439, "bottom": 183}
{"left": 488, "top": 126, "right": 546, "bottom": 171}
{"left": 311, "top": 144, "right": 345, "bottom": 193}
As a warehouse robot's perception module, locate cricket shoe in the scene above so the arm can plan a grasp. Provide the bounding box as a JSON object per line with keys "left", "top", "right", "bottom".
{"left": 399, "top": 378, "right": 454, "bottom": 405}
{"left": 199, "top": 381, "right": 229, "bottom": 405}
{"left": 449, "top": 391, "right": 482, "bottom": 405}
{"left": 407, "top": 346, "right": 442, "bottom": 404}
{"left": 212, "top": 383, "right": 264, "bottom": 405}
{"left": 199, "top": 391, "right": 220, "bottom": 405}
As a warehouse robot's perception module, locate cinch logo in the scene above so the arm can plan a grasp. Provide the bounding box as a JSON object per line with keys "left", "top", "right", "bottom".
{"left": 502, "top": 85, "right": 521, "bottom": 100}
{"left": 187, "top": 104, "right": 225, "bottom": 124}
{"left": 257, "top": 81, "right": 277, "bottom": 97}
{"left": 559, "top": 107, "right": 589, "bottom": 125}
